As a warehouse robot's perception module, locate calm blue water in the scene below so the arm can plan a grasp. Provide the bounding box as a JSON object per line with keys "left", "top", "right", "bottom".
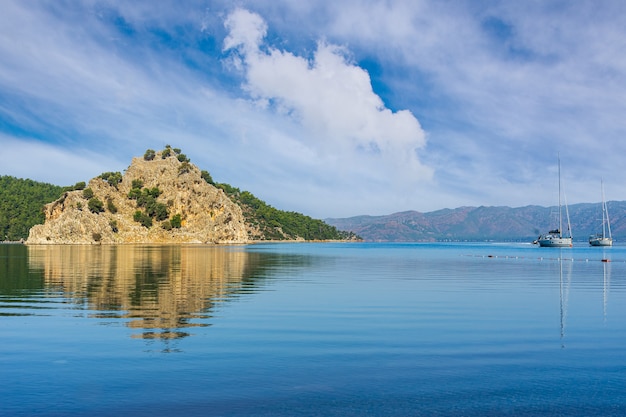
{"left": 1, "top": 242, "right": 626, "bottom": 416}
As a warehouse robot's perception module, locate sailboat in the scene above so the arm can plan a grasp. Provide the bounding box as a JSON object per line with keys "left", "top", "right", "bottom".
{"left": 589, "top": 180, "right": 612, "bottom": 246}
{"left": 536, "top": 157, "right": 573, "bottom": 247}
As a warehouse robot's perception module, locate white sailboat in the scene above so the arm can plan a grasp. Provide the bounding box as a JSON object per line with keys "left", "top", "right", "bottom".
{"left": 536, "top": 157, "right": 573, "bottom": 247}
{"left": 589, "top": 179, "right": 612, "bottom": 246}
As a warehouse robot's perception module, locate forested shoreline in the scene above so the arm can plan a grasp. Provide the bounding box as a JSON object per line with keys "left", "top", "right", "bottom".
{"left": 0, "top": 172, "right": 356, "bottom": 242}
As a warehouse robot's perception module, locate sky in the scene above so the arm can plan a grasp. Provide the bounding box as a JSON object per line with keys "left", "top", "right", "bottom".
{"left": 2, "top": 0, "right": 626, "bottom": 219}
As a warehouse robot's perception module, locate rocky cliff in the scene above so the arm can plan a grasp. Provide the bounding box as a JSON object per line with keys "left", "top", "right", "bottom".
{"left": 27, "top": 150, "right": 249, "bottom": 244}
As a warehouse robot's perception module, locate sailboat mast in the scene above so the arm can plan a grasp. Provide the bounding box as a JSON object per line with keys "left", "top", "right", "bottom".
{"left": 602, "top": 179, "right": 612, "bottom": 239}
{"left": 558, "top": 156, "right": 562, "bottom": 238}
{"left": 601, "top": 179, "right": 606, "bottom": 239}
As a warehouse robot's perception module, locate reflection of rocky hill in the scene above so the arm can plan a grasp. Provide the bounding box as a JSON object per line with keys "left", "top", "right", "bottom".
{"left": 27, "top": 245, "right": 273, "bottom": 340}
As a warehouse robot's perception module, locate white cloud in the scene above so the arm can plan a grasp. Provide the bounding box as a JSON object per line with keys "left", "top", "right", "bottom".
{"left": 3, "top": 1, "right": 626, "bottom": 218}
{"left": 223, "top": 8, "right": 268, "bottom": 54}
{"left": 295, "top": 1, "right": 626, "bottom": 206}
{"left": 222, "top": 8, "right": 432, "bottom": 183}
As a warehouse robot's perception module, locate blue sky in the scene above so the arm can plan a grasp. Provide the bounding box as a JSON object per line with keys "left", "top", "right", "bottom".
{"left": 2, "top": 0, "right": 626, "bottom": 218}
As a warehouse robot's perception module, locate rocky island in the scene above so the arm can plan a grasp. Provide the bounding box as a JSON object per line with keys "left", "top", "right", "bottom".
{"left": 27, "top": 148, "right": 250, "bottom": 244}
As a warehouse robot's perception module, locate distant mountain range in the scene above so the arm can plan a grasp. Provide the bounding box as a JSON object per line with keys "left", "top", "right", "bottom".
{"left": 325, "top": 201, "right": 626, "bottom": 242}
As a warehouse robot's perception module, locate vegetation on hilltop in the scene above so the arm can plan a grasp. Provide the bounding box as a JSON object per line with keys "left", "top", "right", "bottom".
{"left": 151, "top": 145, "right": 358, "bottom": 241}
{"left": 0, "top": 145, "right": 359, "bottom": 242}
{"left": 0, "top": 176, "right": 67, "bottom": 241}
{"left": 213, "top": 181, "right": 358, "bottom": 241}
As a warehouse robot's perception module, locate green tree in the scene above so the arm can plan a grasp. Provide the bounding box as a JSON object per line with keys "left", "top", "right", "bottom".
{"left": 145, "top": 201, "right": 168, "bottom": 221}
{"left": 146, "top": 187, "right": 161, "bottom": 198}
{"left": 82, "top": 188, "right": 94, "bottom": 199}
{"left": 106, "top": 198, "right": 118, "bottom": 214}
{"left": 144, "top": 149, "right": 156, "bottom": 161}
{"left": 201, "top": 170, "right": 214, "bottom": 185}
{"left": 137, "top": 193, "right": 155, "bottom": 208}
{"left": 140, "top": 214, "right": 152, "bottom": 228}
{"left": 0, "top": 176, "right": 65, "bottom": 240}
{"left": 170, "top": 214, "right": 182, "bottom": 228}
{"left": 154, "top": 203, "right": 169, "bottom": 221}
{"left": 178, "top": 161, "right": 191, "bottom": 175}
{"left": 70, "top": 181, "right": 86, "bottom": 191}
{"left": 218, "top": 182, "right": 352, "bottom": 241}
{"left": 128, "top": 188, "right": 142, "bottom": 200}
{"left": 100, "top": 172, "right": 122, "bottom": 188}
{"left": 216, "top": 183, "right": 240, "bottom": 195}
{"left": 88, "top": 197, "right": 104, "bottom": 213}
{"left": 133, "top": 211, "right": 152, "bottom": 228}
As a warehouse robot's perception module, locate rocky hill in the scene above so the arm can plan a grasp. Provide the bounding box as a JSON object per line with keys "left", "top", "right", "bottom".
{"left": 326, "top": 202, "right": 626, "bottom": 242}
{"left": 27, "top": 149, "right": 248, "bottom": 244}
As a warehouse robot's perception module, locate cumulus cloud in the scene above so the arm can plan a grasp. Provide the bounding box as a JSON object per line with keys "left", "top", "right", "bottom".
{"left": 224, "top": 8, "right": 268, "bottom": 54}
{"left": 222, "top": 8, "right": 432, "bottom": 181}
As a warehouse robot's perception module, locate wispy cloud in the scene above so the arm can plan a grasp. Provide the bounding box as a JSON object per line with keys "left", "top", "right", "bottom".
{"left": 2, "top": 134, "right": 123, "bottom": 186}
{"left": 2, "top": 1, "right": 626, "bottom": 217}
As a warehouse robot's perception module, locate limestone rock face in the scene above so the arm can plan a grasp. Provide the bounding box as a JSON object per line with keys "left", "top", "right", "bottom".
{"left": 27, "top": 153, "right": 249, "bottom": 244}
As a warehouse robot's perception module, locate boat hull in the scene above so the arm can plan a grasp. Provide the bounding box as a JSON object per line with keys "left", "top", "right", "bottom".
{"left": 537, "top": 237, "right": 572, "bottom": 247}
{"left": 589, "top": 237, "right": 612, "bottom": 247}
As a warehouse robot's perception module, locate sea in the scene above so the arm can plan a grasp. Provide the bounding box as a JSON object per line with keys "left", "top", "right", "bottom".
{"left": 1, "top": 241, "right": 626, "bottom": 416}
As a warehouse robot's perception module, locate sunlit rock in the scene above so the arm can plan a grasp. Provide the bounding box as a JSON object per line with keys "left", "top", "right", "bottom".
{"left": 27, "top": 150, "right": 249, "bottom": 244}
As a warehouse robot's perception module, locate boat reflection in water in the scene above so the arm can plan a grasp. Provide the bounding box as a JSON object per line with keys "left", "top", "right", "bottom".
{"left": 27, "top": 245, "right": 275, "bottom": 342}
{"left": 602, "top": 259, "right": 612, "bottom": 323}
{"left": 556, "top": 250, "right": 613, "bottom": 348}
{"left": 558, "top": 255, "right": 572, "bottom": 348}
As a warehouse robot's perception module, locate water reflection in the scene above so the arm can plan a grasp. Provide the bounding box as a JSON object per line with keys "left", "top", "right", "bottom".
{"left": 26, "top": 245, "right": 278, "bottom": 341}
{"left": 603, "top": 260, "right": 611, "bottom": 323}
{"left": 558, "top": 256, "right": 572, "bottom": 348}
{"left": 554, "top": 251, "right": 614, "bottom": 348}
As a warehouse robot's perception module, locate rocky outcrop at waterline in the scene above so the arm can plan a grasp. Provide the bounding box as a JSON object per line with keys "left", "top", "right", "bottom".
{"left": 27, "top": 150, "right": 249, "bottom": 244}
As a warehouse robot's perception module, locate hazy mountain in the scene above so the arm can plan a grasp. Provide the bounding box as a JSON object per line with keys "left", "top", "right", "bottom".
{"left": 326, "top": 202, "right": 626, "bottom": 242}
